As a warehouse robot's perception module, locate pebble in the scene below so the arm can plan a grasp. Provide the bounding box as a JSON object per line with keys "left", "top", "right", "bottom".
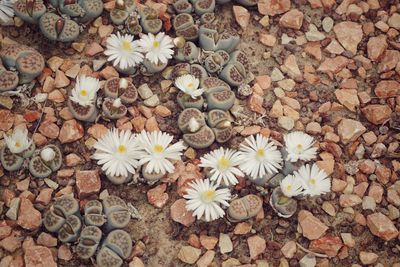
{"left": 170, "top": 199, "right": 195, "bottom": 227}
{"left": 59, "top": 119, "right": 84, "bottom": 144}
{"left": 75, "top": 170, "right": 101, "bottom": 199}
{"left": 219, "top": 233, "right": 233, "bottom": 254}
{"left": 298, "top": 210, "right": 328, "bottom": 240}
{"left": 278, "top": 116, "right": 294, "bottom": 130}
{"left": 143, "top": 94, "right": 160, "bottom": 107}
{"left": 305, "top": 24, "right": 325, "bottom": 41}
{"left": 196, "top": 250, "right": 215, "bottom": 267}
{"left": 322, "top": 17, "right": 334, "bottom": 32}
{"left": 247, "top": 235, "right": 266, "bottom": 260}
{"left": 147, "top": 184, "right": 169, "bottom": 208}
{"left": 366, "top": 212, "right": 399, "bottom": 241}
{"left": 24, "top": 246, "right": 57, "bottom": 267}
{"left": 299, "top": 254, "right": 316, "bottom": 267}
{"left": 17, "top": 198, "right": 41, "bottom": 230}
{"left": 177, "top": 246, "right": 201, "bottom": 264}
{"left": 281, "top": 241, "right": 296, "bottom": 259}
{"left": 138, "top": 83, "right": 154, "bottom": 99}
{"left": 359, "top": 251, "right": 378, "bottom": 265}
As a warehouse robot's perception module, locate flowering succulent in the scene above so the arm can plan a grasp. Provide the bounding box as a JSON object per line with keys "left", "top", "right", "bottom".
{"left": 137, "top": 32, "right": 174, "bottom": 65}
{"left": 284, "top": 131, "right": 317, "bottom": 162}
{"left": 294, "top": 163, "right": 331, "bottom": 197}
{"left": 175, "top": 74, "right": 204, "bottom": 99}
{"left": 4, "top": 128, "right": 32, "bottom": 154}
{"left": 69, "top": 76, "right": 100, "bottom": 106}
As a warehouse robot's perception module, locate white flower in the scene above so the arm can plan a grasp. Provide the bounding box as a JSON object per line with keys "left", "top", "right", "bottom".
{"left": 119, "top": 78, "right": 128, "bottom": 89}
{"left": 40, "top": 147, "right": 55, "bottom": 162}
{"left": 4, "top": 128, "right": 31, "bottom": 154}
{"left": 70, "top": 75, "right": 100, "bottom": 106}
{"left": 294, "top": 164, "right": 331, "bottom": 197}
{"left": 137, "top": 32, "right": 174, "bottom": 65}
{"left": 200, "top": 147, "right": 243, "bottom": 186}
{"left": 104, "top": 32, "right": 144, "bottom": 70}
{"left": 175, "top": 74, "right": 204, "bottom": 99}
{"left": 280, "top": 174, "right": 304, "bottom": 197}
{"left": 113, "top": 98, "right": 122, "bottom": 108}
{"left": 238, "top": 134, "right": 283, "bottom": 179}
{"left": 0, "top": 0, "right": 15, "bottom": 24}
{"left": 93, "top": 128, "right": 141, "bottom": 177}
{"left": 184, "top": 179, "right": 231, "bottom": 222}
{"left": 136, "top": 130, "right": 186, "bottom": 175}
{"left": 284, "top": 131, "right": 318, "bottom": 162}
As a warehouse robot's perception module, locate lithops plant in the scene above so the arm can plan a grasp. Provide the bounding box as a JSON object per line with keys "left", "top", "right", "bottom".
{"left": 102, "top": 77, "right": 138, "bottom": 120}
{"left": 206, "top": 109, "right": 232, "bottom": 143}
{"left": 96, "top": 230, "right": 132, "bottom": 267}
{"left": 49, "top": 0, "right": 103, "bottom": 22}
{"left": 183, "top": 124, "right": 216, "bottom": 149}
{"left": 269, "top": 187, "right": 297, "bottom": 218}
{"left": 199, "top": 27, "right": 240, "bottom": 53}
{"left": 173, "top": 0, "right": 193, "bottom": 13}
{"left": 138, "top": 6, "right": 162, "bottom": 34}
{"left": 227, "top": 194, "right": 263, "bottom": 221}
{"left": 0, "top": 43, "right": 45, "bottom": 86}
{"left": 219, "top": 50, "right": 250, "bottom": 87}
{"left": 29, "top": 144, "right": 62, "bottom": 178}
{"left": 13, "top": 0, "right": 46, "bottom": 24}
{"left": 141, "top": 163, "right": 164, "bottom": 183}
{"left": 175, "top": 41, "right": 200, "bottom": 62}
{"left": 68, "top": 99, "right": 98, "bottom": 122}
{"left": 102, "top": 195, "right": 131, "bottom": 231}
{"left": 173, "top": 13, "right": 199, "bottom": 41}
{"left": 84, "top": 200, "right": 106, "bottom": 227}
{"left": 43, "top": 195, "right": 82, "bottom": 242}
{"left": 110, "top": 0, "right": 136, "bottom": 25}
{"left": 39, "top": 13, "right": 80, "bottom": 42}
{"left": 0, "top": 61, "right": 19, "bottom": 92}
{"left": 76, "top": 226, "right": 103, "bottom": 259}
{"left": 0, "top": 131, "right": 35, "bottom": 172}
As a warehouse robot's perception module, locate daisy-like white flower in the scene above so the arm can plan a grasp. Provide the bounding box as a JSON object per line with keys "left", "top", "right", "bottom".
{"left": 0, "top": 0, "right": 15, "bottom": 24}
{"left": 136, "top": 130, "right": 186, "bottom": 175}
{"left": 238, "top": 134, "right": 283, "bottom": 180}
{"left": 4, "top": 128, "right": 31, "bottom": 154}
{"left": 200, "top": 147, "right": 243, "bottom": 186}
{"left": 69, "top": 75, "right": 100, "bottom": 106}
{"left": 294, "top": 164, "right": 331, "bottom": 197}
{"left": 137, "top": 32, "right": 174, "bottom": 65}
{"left": 184, "top": 179, "right": 231, "bottom": 222}
{"left": 175, "top": 74, "right": 204, "bottom": 99}
{"left": 284, "top": 131, "right": 318, "bottom": 162}
{"left": 104, "top": 32, "right": 144, "bottom": 70}
{"left": 280, "top": 174, "right": 304, "bottom": 197}
{"left": 93, "top": 128, "right": 141, "bottom": 177}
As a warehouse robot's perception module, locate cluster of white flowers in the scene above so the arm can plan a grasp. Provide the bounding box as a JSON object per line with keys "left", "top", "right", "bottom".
{"left": 104, "top": 32, "right": 174, "bottom": 70}
{"left": 280, "top": 132, "right": 330, "bottom": 198}
{"left": 184, "top": 131, "right": 331, "bottom": 221}
{"left": 92, "top": 128, "right": 186, "bottom": 177}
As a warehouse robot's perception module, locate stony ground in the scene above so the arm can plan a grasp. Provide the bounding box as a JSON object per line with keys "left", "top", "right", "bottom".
{"left": 1, "top": 0, "right": 400, "bottom": 266}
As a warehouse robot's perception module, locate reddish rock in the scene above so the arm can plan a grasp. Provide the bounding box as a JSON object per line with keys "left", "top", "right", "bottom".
{"left": 317, "top": 56, "right": 351, "bottom": 77}
{"left": 24, "top": 110, "right": 41, "bottom": 123}
{"left": 374, "top": 80, "right": 400, "bottom": 98}
{"left": 375, "top": 164, "right": 391, "bottom": 185}
{"left": 337, "top": 118, "right": 366, "bottom": 144}
{"left": 0, "top": 232, "right": 21, "bottom": 252}
{"left": 359, "top": 251, "right": 379, "bottom": 265}
{"left": 85, "top": 42, "right": 104, "bottom": 57}
{"left": 339, "top": 194, "right": 362, "bottom": 207}
{"left": 298, "top": 210, "right": 328, "bottom": 240}
{"left": 368, "top": 183, "right": 384, "bottom": 203}
{"left": 17, "top": 198, "right": 42, "bottom": 230}
{"left": 248, "top": 94, "right": 266, "bottom": 114}
{"left": 377, "top": 50, "right": 400, "bottom": 73}
{"left": 247, "top": 235, "right": 266, "bottom": 260}
{"left": 367, "top": 35, "right": 387, "bottom": 61}
{"left": 362, "top": 105, "right": 392, "bottom": 125}
{"left": 0, "top": 225, "right": 12, "bottom": 239}
{"left": 59, "top": 119, "right": 84, "bottom": 144}
{"left": 0, "top": 110, "right": 15, "bottom": 131}
{"left": 233, "top": 5, "right": 250, "bottom": 30}
{"left": 35, "top": 188, "right": 54, "bottom": 205}
{"left": 58, "top": 245, "right": 73, "bottom": 261}
{"left": 38, "top": 121, "right": 60, "bottom": 139}
{"left": 334, "top": 22, "right": 363, "bottom": 54}
{"left": 75, "top": 170, "right": 101, "bottom": 199}
{"left": 279, "top": 9, "right": 303, "bottom": 30}
{"left": 304, "top": 42, "right": 322, "bottom": 61}
{"left": 147, "top": 184, "right": 169, "bottom": 208}
{"left": 37, "top": 233, "right": 57, "bottom": 247}
{"left": 199, "top": 235, "right": 218, "bottom": 250}
{"left": 309, "top": 236, "right": 343, "bottom": 257}
{"left": 258, "top": 0, "right": 290, "bottom": 16}
{"left": 366, "top": 212, "right": 399, "bottom": 241}
{"left": 24, "top": 246, "right": 57, "bottom": 267}
{"left": 334, "top": 89, "right": 359, "bottom": 112}
{"left": 170, "top": 199, "right": 195, "bottom": 227}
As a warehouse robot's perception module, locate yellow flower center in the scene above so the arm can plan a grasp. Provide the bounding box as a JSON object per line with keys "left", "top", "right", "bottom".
{"left": 310, "top": 178, "right": 316, "bottom": 185}
{"left": 217, "top": 157, "right": 230, "bottom": 171}
{"left": 153, "top": 144, "right": 164, "bottom": 153}
{"left": 15, "top": 141, "right": 21, "bottom": 148}
{"left": 256, "top": 148, "right": 265, "bottom": 158}
{"left": 80, "top": 89, "right": 88, "bottom": 97}
{"left": 286, "top": 184, "right": 292, "bottom": 192}
{"left": 121, "top": 40, "right": 132, "bottom": 51}
{"left": 152, "top": 41, "right": 159, "bottom": 48}
{"left": 201, "top": 190, "right": 216, "bottom": 203}
{"left": 117, "top": 145, "right": 127, "bottom": 154}
{"left": 296, "top": 144, "right": 303, "bottom": 151}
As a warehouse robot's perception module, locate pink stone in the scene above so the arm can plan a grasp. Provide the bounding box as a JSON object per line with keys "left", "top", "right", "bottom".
{"left": 0, "top": 232, "right": 21, "bottom": 252}
{"left": 298, "top": 210, "right": 328, "bottom": 240}
{"left": 58, "top": 245, "right": 73, "bottom": 261}
{"left": 17, "top": 198, "right": 42, "bottom": 230}
{"left": 339, "top": 194, "right": 362, "bottom": 207}
{"left": 0, "top": 109, "right": 15, "bottom": 131}
{"left": 374, "top": 80, "right": 400, "bottom": 98}
{"left": 170, "top": 199, "right": 195, "bottom": 227}
{"left": 58, "top": 119, "right": 84, "bottom": 144}
{"left": 258, "top": 0, "right": 291, "bottom": 16}
{"left": 333, "top": 22, "right": 363, "bottom": 55}
{"left": 279, "top": 9, "right": 303, "bottom": 30}
{"left": 85, "top": 42, "right": 104, "bottom": 57}
{"left": 199, "top": 235, "right": 218, "bottom": 250}
{"left": 233, "top": 5, "right": 250, "bottom": 30}
{"left": 367, "top": 35, "right": 387, "bottom": 61}
{"left": 75, "top": 170, "right": 101, "bottom": 199}
{"left": 24, "top": 246, "right": 57, "bottom": 267}
{"left": 147, "top": 184, "right": 169, "bottom": 208}
{"left": 309, "top": 236, "right": 343, "bottom": 257}
{"left": 38, "top": 121, "right": 60, "bottom": 139}
{"left": 367, "top": 212, "right": 399, "bottom": 241}
{"left": 65, "top": 153, "right": 83, "bottom": 167}
{"left": 35, "top": 188, "right": 54, "bottom": 205}
{"left": 362, "top": 105, "right": 392, "bottom": 125}
{"left": 88, "top": 124, "right": 108, "bottom": 139}
{"left": 247, "top": 235, "right": 266, "bottom": 260}
{"left": 37, "top": 232, "right": 57, "bottom": 247}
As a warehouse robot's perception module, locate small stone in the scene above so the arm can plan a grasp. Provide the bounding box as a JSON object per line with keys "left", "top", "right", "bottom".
{"left": 305, "top": 24, "right": 325, "bottom": 41}
{"left": 170, "top": 199, "right": 195, "bottom": 227}
{"left": 322, "top": 17, "right": 334, "bottom": 32}
{"left": 58, "top": 245, "right": 73, "bottom": 261}
{"left": 278, "top": 116, "right": 294, "bottom": 130}
{"left": 366, "top": 212, "right": 399, "bottom": 241}
{"left": 93, "top": 59, "right": 106, "bottom": 72}
{"left": 36, "top": 188, "right": 54, "bottom": 205}
{"left": 234, "top": 222, "right": 252, "bottom": 235}
{"left": 367, "top": 35, "right": 387, "bottom": 61}
{"left": 178, "top": 246, "right": 201, "bottom": 264}
{"left": 100, "top": 66, "right": 119, "bottom": 79}
{"left": 271, "top": 67, "right": 284, "bottom": 81}
{"left": 59, "top": 119, "right": 84, "bottom": 144}
{"left": 322, "top": 201, "right": 336, "bottom": 216}
{"left": 37, "top": 232, "right": 57, "bottom": 247}
{"left": 6, "top": 197, "right": 20, "bottom": 220}
{"left": 334, "top": 21, "right": 363, "bottom": 55}
{"left": 340, "top": 233, "right": 355, "bottom": 248}
{"left": 362, "top": 196, "right": 376, "bottom": 211}
{"left": 359, "top": 251, "right": 378, "bottom": 265}
{"left": 299, "top": 255, "right": 316, "bottom": 267}
{"left": 362, "top": 105, "right": 392, "bottom": 125}
{"left": 24, "top": 246, "right": 57, "bottom": 267}
{"left": 138, "top": 84, "right": 153, "bottom": 99}
{"left": 17, "top": 198, "right": 41, "bottom": 230}
{"left": 298, "top": 210, "right": 328, "bottom": 240}
{"left": 339, "top": 194, "right": 362, "bottom": 207}
{"left": 47, "top": 56, "right": 64, "bottom": 72}
{"left": 309, "top": 236, "right": 343, "bottom": 257}
{"left": 388, "top": 13, "right": 400, "bottom": 30}
{"left": 199, "top": 235, "right": 218, "bottom": 250}
{"left": 279, "top": 9, "right": 303, "bottom": 30}
{"left": 281, "top": 241, "right": 296, "bottom": 259}
{"left": 143, "top": 95, "right": 160, "bottom": 107}
{"left": 0, "top": 233, "right": 21, "bottom": 252}
{"left": 247, "top": 235, "right": 266, "bottom": 260}
{"left": 260, "top": 33, "right": 276, "bottom": 47}
{"left": 258, "top": 0, "right": 290, "bottom": 16}
{"left": 39, "top": 121, "right": 60, "bottom": 139}
{"left": 55, "top": 70, "right": 70, "bottom": 88}
{"left": 233, "top": 5, "right": 250, "bottom": 30}
{"left": 334, "top": 89, "right": 359, "bottom": 112}
{"left": 374, "top": 80, "right": 400, "bottom": 98}
{"left": 147, "top": 184, "right": 169, "bottom": 208}
{"left": 219, "top": 233, "right": 233, "bottom": 254}
{"left": 337, "top": 118, "right": 366, "bottom": 144}
{"left": 85, "top": 42, "right": 104, "bottom": 56}
{"left": 72, "top": 42, "right": 86, "bottom": 52}
{"left": 75, "top": 170, "right": 101, "bottom": 199}
{"left": 196, "top": 250, "right": 215, "bottom": 267}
